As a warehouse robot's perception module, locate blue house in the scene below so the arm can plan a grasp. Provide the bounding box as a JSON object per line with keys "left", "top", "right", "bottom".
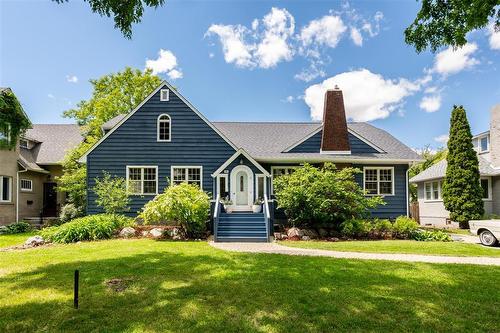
{"left": 81, "top": 81, "right": 420, "bottom": 242}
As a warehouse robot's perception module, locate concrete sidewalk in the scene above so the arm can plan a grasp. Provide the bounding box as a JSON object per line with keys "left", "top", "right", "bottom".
{"left": 210, "top": 241, "right": 500, "bottom": 266}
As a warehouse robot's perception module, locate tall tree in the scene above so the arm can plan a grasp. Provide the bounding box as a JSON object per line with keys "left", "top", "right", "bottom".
{"left": 442, "top": 106, "right": 484, "bottom": 228}
{"left": 53, "top": 0, "right": 166, "bottom": 39}
{"left": 405, "top": 0, "right": 500, "bottom": 52}
{"left": 58, "top": 67, "right": 161, "bottom": 211}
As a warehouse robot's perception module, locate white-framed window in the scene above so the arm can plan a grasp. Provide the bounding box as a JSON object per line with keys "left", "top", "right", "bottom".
{"left": 271, "top": 166, "right": 299, "bottom": 193}
{"left": 363, "top": 167, "right": 394, "bottom": 196}
{"left": 157, "top": 114, "right": 171, "bottom": 142}
{"left": 256, "top": 174, "right": 267, "bottom": 200}
{"left": 20, "top": 179, "right": 33, "bottom": 192}
{"left": 171, "top": 166, "right": 202, "bottom": 188}
{"left": 479, "top": 135, "right": 489, "bottom": 153}
{"left": 0, "top": 176, "right": 12, "bottom": 202}
{"left": 481, "top": 177, "right": 492, "bottom": 200}
{"left": 216, "top": 173, "right": 229, "bottom": 198}
{"left": 160, "top": 89, "right": 170, "bottom": 102}
{"left": 424, "top": 180, "right": 442, "bottom": 201}
{"left": 19, "top": 139, "right": 29, "bottom": 149}
{"left": 126, "top": 166, "right": 158, "bottom": 195}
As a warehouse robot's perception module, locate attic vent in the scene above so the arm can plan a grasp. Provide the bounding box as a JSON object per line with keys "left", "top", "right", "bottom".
{"left": 160, "top": 89, "right": 170, "bottom": 102}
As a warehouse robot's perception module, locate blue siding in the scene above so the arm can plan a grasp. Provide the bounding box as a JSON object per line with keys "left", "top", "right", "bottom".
{"left": 288, "top": 130, "right": 379, "bottom": 154}
{"left": 354, "top": 164, "right": 408, "bottom": 219}
{"left": 87, "top": 85, "right": 236, "bottom": 215}
{"left": 263, "top": 163, "right": 408, "bottom": 220}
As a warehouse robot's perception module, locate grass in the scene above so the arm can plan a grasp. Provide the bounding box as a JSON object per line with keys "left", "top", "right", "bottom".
{"left": 0, "top": 239, "right": 499, "bottom": 332}
{"left": 280, "top": 240, "right": 500, "bottom": 257}
{"left": 0, "top": 232, "right": 36, "bottom": 248}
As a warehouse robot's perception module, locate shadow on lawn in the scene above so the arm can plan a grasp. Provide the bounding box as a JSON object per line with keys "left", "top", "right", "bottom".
{"left": 0, "top": 243, "right": 499, "bottom": 332}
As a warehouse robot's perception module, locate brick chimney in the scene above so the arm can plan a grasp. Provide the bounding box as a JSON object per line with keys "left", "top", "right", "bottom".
{"left": 490, "top": 104, "right": 500, "bottom": 168}
{"left": 320, "top": 86, "right": 351, "bottom": 154}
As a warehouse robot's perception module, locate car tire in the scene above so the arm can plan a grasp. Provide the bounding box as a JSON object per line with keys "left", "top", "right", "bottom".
{"left": 479, "top": 230, "right": 498, "bottom": 247}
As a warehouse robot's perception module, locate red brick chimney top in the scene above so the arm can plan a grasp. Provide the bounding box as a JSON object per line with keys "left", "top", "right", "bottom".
{"left": 321, "top": 88, "right": 351, "bottom": 154}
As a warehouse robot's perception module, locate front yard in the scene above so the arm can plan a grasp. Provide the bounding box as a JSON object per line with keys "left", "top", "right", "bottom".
{"left": 280, "top": 240, "right": 500, "bottom": 257}
{"left": 1, "top": 238, "right": 499, "bottom": 332}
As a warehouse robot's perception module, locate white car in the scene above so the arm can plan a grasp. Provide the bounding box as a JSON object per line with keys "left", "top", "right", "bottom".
{"left": 469, "top": 220, "right": 500, "bottom": 246}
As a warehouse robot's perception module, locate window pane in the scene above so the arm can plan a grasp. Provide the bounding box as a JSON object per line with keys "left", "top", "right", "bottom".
{"left": 380, "top": 182, "right": 392, "bottom": 195}
{"left": 481, "top": 179, "right": 489, "bottom": 199}
{"left": 173, "top": 168, "right": 186, "bottom": 184}
{"left": 2, "top": 177, "right": 10, "bottom": 201}
{"left": 159, "top": 119, "right": 170, "bottom": 140}
{"left": 365, "top": 169, "right": 378, "bottom": 182}
{"left": 432, "top": 181, "right": 439, "bottom": 200}
{"left": 379, "top": 169, "right": 392, "bottom": 182}
{"left": 143, "top": 181, "right": 156, "bottom": 194}
{"left": 188, "top": 168, "right": 200, "bottom": 182}
{"left": 365, "top": 182, "right": 378, "bottom": 194}
{"left": 129, "top": 168, "right": 141, "bottom": 180}
{"left": 425, "top": 183, "right": 431, "bottom": 200}
{"left": 257, "top": 177, "right": 264, "bottom": 200}
{"left": 481, "top": 137, "right": 488, "bottom": 151}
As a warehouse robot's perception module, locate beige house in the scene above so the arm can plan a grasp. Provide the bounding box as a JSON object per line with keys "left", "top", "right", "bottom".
{"left": 410, "top": 105, "right": 500, "bottom": 227}
{"left": 0, "top": 88, "right": 82, "bottom": 225}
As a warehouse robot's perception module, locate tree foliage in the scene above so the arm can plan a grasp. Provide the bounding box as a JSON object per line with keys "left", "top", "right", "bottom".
{"left": 139, "top": 183, "right": 210, "bottom": 238}
{"left": 409, "top": 146, "right": 447, "bottom": 202}
{"left": 442, "top": 105, "right": 484, "bottom": 228}
{"left": 273, "top": 163, "right": 384, "bottom": 227}
{"left": 405, "top": 0, "right": 500, "bottom": 52}
{"left": 93, "top": 172, "right": 130, "bottom": 214}
{"left": 53, "top": 0, "right": 166, "bottom": 39}
{"left": 58, "top": 67, "right": 161, "bottom": 212}
{"left": 0, "top": 89, "right": 31, "bottom": 150}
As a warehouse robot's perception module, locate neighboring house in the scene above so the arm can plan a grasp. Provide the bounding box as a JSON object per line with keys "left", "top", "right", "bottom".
{"left": 81, "top": 81, "right": 420, "bottom": 242}
{"left": 410, "top": 105, "right": 500, "bottom": 227}
{"left": 0, "top": 87, "right": 82, "bottom": 225}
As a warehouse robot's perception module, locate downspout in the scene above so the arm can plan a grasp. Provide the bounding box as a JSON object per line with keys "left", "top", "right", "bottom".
{"left": 406, "top": 164, "right": 410, "bottom": 218}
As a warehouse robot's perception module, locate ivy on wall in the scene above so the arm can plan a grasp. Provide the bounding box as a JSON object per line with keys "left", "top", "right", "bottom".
{"left": 0, "top": 89, "right": 31, "bottom": 150}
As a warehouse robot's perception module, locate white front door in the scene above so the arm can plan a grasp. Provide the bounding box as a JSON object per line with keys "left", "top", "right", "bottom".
{"left": 235, "top": 170, "right": 248, "bottom": 205}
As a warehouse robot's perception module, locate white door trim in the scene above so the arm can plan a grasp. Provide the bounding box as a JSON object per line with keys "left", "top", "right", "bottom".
{"left": 230, "top": 165, "right": 254, "bottom": 210}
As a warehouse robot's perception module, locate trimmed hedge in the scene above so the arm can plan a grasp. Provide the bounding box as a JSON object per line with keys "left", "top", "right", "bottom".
{"left": 0, "top": 222, "right": 33, "bottom": 234}
{"left": 40, "top": 214, "right": 133, "bottom": 243}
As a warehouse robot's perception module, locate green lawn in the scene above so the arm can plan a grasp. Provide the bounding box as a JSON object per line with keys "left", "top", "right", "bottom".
{"left": 280, "top": 240, "right": 500, "bottom": 257}
{"left": 0, "top": 232, "right": 35, "bottom": 248}
{"left": 0, "top": 239, "right": 499, "bottom": 332}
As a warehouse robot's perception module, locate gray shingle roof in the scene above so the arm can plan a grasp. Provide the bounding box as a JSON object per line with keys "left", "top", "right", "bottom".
{"left": 102, "top": 115, "right": 420, "bottom": 162}
{"left": 213, "top": 122, "right": 421, "bottom": 162}
{"left": 409, "top": 155, "right": 500, "bottom": 183}
{"left": 24, "top": 124, "right": 82, "bottom": 164}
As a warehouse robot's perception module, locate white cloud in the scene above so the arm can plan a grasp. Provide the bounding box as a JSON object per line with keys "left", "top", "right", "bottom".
{"left": 281, "top": 95, "right": 295, "bottom": 103}
{"left": 488, "top": 24, "right": 500, "bottom": 50}
{"left": 206, "top": 5, "right": 384, "bottom": 75}
{"left": 433, "top": 43, "right": 479, "bottom": 76}
{"left": 299, "top": 15, "right": 346, "bottom": 48}
{"left": 350, "top": 27, "right": 363, "bottom": 46}
{"left": 66, "top": 75, "right": 78, "bottom": 83}
{"left": 424, "top": 86, "right": 438, "bottom": 94}
{"left": 304, "top": 69, "right": 420, "bottom": 122}
{"left": 255, "top": 8, "right": 295, "bottom": 68}
{"left": 419, "top": 95, "right": 442, "bottom": 113}
{"left": 47, "top": 93, "right": 55, "bottom": 99}
{"left": 145, "top": 49, "right": 183, "bottom": 80}
{"left": 434, "top": 134, "right": 449, "bottom": 145}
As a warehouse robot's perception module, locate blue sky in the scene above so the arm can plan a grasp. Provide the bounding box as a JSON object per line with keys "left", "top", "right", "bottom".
{"left": 1, "top": 0, "right": 499, "bottom": 150}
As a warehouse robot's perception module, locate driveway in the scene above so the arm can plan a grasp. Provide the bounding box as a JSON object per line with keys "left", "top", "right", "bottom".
{"left": 210, "top": 241, "right": 500, "bottom": 266}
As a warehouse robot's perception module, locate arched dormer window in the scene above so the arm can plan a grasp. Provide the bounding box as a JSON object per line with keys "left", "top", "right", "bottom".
{"left": 157, "top": 114, "right": 171, "bottom": 142}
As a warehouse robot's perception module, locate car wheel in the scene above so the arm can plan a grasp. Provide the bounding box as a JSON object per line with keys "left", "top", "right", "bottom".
{"left": 479, "top": 230, "right": 498, "bottom": 247}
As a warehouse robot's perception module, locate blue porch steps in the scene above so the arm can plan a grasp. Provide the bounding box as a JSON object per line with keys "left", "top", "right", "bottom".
{"left": 216, "top": 212, "right": 268, "bottom": 242}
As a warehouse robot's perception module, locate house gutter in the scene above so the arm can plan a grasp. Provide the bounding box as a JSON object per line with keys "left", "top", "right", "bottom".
{"left": 406, "top": 165, "right": 410, "bottom": 218}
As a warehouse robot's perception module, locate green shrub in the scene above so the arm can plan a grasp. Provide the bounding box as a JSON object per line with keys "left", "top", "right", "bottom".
{"left": 373, "top": 219, "right": 393, "bottom": 233}
{"left": 273, "top": 163, "right": 384, "bottom": 227}
{"left": 40, "top": 214, "right": 133, "bottom": 243}
{"left": 59, "top": 203, "right": 83, "bottom": 224}
{"left": 2, "top": 222, "right": 33, "bottom": 234}
{"left": 340, "top": 219, "right": 372, "bottom": 238}
{"left": 412, "top": 230, "right": 452, "bottom": 242}
{"left": 93, "top": 172, "right": 130, "bottom": 214}
{"left": 139, "top": 183, "right": 210, "bottom": 238}
{"left": 393, "top": 216, "right": 419, "bottom": 239}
